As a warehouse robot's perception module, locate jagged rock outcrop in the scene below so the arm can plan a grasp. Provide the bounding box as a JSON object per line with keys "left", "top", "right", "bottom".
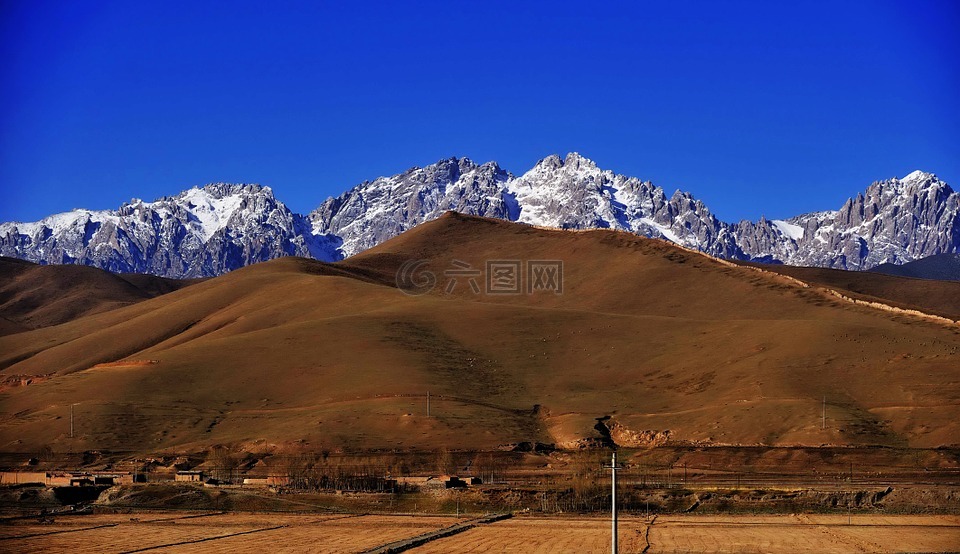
{"left": 309, "top": 157, "right": 514, "bottom": 257}
{"left": 787, "top": 171, "right": 959, "bottom": 269}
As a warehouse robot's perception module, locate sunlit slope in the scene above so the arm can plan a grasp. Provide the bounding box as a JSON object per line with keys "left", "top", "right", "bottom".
{"left": 1, "top": 213, "right": 958, "bottom": 453}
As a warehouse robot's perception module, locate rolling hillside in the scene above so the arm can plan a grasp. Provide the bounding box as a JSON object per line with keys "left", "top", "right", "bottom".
{"left": 1, "top": 213, "right": 958, "bottom": 455}
{"left": 0, "top": 257, "right": 197, "bottom": 335}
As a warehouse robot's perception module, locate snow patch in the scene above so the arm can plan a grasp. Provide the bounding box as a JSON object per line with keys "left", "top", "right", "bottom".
{"left": 771, "top": 219, "right": 804, "bottom": 241}
{"left": 177, "top": 187, "right": 245, "bottom": 241}
{"left": 640, "top": 217, "right": 682, "bottom": 244}
{"left": 902, "top": 170, "right": 933, "bottom": 182}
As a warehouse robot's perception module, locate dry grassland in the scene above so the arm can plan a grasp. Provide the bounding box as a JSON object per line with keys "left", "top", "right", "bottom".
{"left": 3, "top": 513, "right": 958, "bottom": 553}
{"left": 0, "top": 513, "right": 453, "bottom": 554}
{"left": 417, "top": 514, "right": 960, "bottom": 553}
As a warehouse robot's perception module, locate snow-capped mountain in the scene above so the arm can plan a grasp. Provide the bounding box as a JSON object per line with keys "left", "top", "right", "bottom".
{"left": 312, "top": 154, "right": 959, "bottom": 269}
{"left": 309, "top": 157, "right": 516, "bottom": 256}
{"left": 730, "top": 170, "right": 959, "bottom": 269}
{"left": 2, "top": 154, "right": 957, "bottom": 277}
{"left": 313, "top": 153, "right": 745, "bottom": 260}
{"left": 503, "top": 153, "right": 742, "bottom": 258}
{"left": 790, "top": 170, "right": 957, "bottom": 269}
{"left": 0, "top": 183, "right": 340, "bottom": 278}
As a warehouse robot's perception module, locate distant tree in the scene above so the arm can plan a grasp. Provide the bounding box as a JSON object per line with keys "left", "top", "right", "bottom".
{"left": 435, "top": 447, "right": 453, "bottom": 475}
{"left": 36, "top": 445, "right": 55, "bottom": 464}
{"left": 284, "top": 453, "right": 312, "bottom": 489}
{"left": 472, "top": 453, "right": 496, "bottom": 483}
{"left": 207, "top": 446, "right": 238, "bottom": 483}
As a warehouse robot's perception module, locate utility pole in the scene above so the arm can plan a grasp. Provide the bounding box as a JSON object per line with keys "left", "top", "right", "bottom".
{"left": 603, "top": 450, "right": 623, "bottom": 554}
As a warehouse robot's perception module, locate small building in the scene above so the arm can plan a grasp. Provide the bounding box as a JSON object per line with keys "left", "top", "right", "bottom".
{"left": 46, "top": 473, "right": 74, "bottom": 487}
{"left": 240, "top": 475, "right": 287, "bottom": 485}
{"left": 0, "top": 470, "right": 135, "bottom": 487}
{"left": 444, "top": 476, "right": 468, "bottom": 489}
{"left": 0, "top": 471, "right": 47, "bottom": 485}
{"left": 91, "top": 472, "right": 134, "bottom": 486}
{"left": 175, "top": 471, "right": 203, "bottom": 482}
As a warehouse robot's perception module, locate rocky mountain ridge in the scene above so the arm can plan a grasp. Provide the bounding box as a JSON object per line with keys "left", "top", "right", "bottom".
{"left": 0, "top": 183, "right": 340, "bottom": 277}
{"left": 1, "top": 154, "right": 956, "bottom": 277}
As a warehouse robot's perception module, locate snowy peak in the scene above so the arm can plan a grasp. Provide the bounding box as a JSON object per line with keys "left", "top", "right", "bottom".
{"left": 396, "top": 157, "right": 477, "bottom": 185}
{"left": 173, "top": 184, "right": 262, "bottom": 241}
{"left": 174, "top": 182, "right": 270, "bottom": 200}
{"left": 866, "top": 171, "right": 950, "bottom": 199}
{"left": 2, "top": 208, "right": 113, "bottom": 238}
{"left": 901, "top": 169, "right": 938, "bottom": 184}
{"left": 308, "top": 156, "right": 515, "bottom": 257}
{"left": 529, "top": 152, "right": 600, "bottom": 175}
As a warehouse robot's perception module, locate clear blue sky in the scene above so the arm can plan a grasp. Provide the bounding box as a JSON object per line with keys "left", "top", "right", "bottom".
{"left": 2, "top": 0, "right": 958, "bottom": 223}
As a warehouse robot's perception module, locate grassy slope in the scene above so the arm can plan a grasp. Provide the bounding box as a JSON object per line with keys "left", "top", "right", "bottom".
{"left": 0, "top": 257, "right": 197, "bottom": 334}
{"left": 1, "top": 214, "right": 958, "bottom": 454}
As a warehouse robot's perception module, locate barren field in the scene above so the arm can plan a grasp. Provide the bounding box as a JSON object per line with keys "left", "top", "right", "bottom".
{"left": 413, "top": 516, "right": 648, "bottom": 553}
{"left": 0, "top": 512, "right": 454, "bottom": 553}
{"left": 2, "top": 512, "right": 958, "bottom": 553}
{"left": 644, "top": 514, "right": 960, "bottom": 554}
{"left": 415, "top": 514, "right": 960, "bottom": 553}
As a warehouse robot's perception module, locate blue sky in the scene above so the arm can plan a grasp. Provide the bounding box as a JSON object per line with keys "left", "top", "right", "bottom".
{"left": 2, "top": 0, "right": 958, "bottom": 223}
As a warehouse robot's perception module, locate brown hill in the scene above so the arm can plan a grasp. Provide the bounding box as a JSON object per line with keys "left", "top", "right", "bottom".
{"left": 1, "top": 213, "right": 958, "bottom": 455}
{"left": 0, "top": 257, "right": 197, "bottom": 335}
{"left": 736, "top": 261, "right": 960, "bottom": 321}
